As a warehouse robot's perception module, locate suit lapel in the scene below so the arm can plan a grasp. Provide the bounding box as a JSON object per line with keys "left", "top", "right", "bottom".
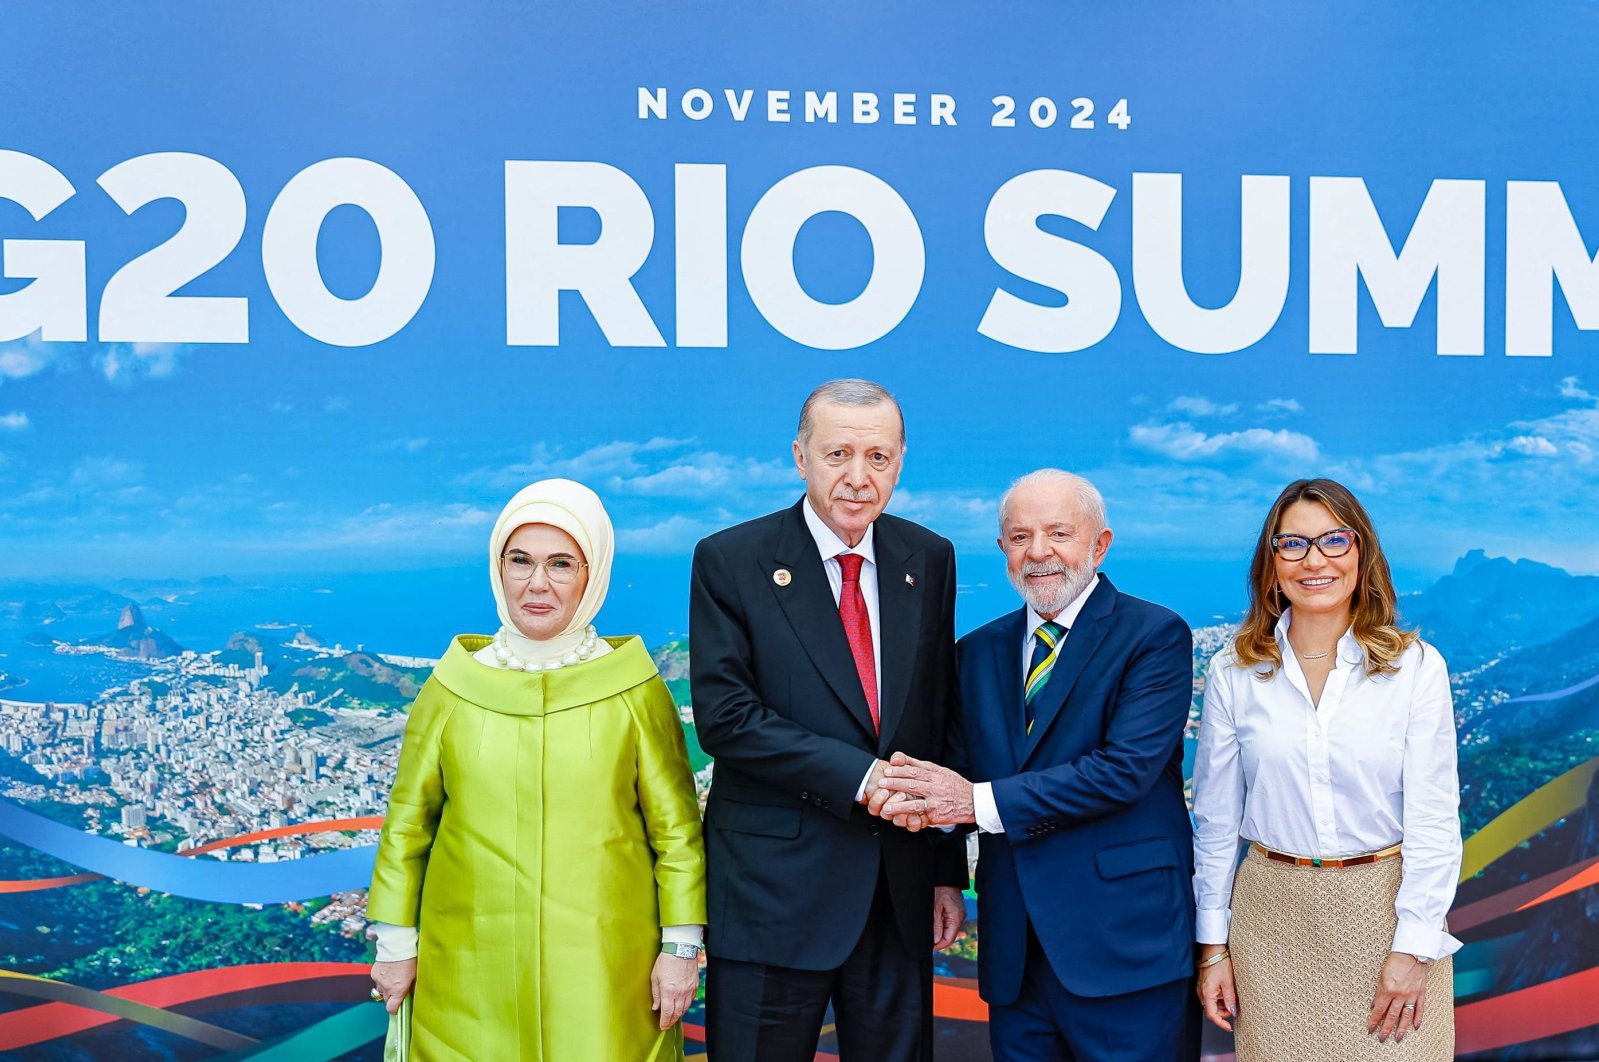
{"left": 1022, "top": 577, "right": 1116, "bottom": 765}
{"left": 771, "top": 502, "right": 878, "bottom": 741}
{"left": 990, "top": 608, "right": 1029, "bottom": 771}
{"left": 873, "top": 520, "right": 923, "bottom": 755}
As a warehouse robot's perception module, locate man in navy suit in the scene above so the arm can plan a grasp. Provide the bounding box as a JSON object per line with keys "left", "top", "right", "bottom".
{"left": 874, "top": 468, "right": 1198, "bottom": 1061}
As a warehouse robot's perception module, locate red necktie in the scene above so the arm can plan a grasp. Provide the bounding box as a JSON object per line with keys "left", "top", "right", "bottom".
{"left": 835, "top": 552, "right": 880, "bottom": 733}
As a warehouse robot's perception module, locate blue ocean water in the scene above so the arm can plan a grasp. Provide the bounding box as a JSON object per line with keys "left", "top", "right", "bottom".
{"left": 4, "top": 553, "right": 1261, "bottom": 674}
{"left": 0, "top": 642, "right": 153, "bottom": 704}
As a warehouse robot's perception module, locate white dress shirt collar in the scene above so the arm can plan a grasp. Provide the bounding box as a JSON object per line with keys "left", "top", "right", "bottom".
{"left": 802, "top": 495, "right": 877, "bottom": 566}
{"left": 1025, "top": 573, "right": 1100, "bottom": 642}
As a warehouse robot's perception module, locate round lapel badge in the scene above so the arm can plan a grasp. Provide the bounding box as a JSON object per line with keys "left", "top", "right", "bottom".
{"left": 773, "top": 568, "right": 792, "bottom": 587}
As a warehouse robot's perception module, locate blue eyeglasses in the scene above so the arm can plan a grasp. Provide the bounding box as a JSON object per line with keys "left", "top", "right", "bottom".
{"left": 1270, "top": 528, "right": 1357, "bottom": 561}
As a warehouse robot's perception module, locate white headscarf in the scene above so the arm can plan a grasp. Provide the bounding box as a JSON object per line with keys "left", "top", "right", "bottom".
{"left": 474, "top": 478, "right": 615, "bottom": 669}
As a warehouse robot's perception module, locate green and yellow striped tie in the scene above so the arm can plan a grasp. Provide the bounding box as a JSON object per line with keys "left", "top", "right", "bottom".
{"left": 1025, "top": 621, "right": 1065, "bottom": 734}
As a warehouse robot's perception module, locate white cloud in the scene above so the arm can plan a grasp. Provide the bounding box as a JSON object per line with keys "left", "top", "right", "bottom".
{"left": 1129, "top": 421, "right": 1321, "bottom": 463}
{"left": 279, "top": 502, "right": 495, "bottom": 552}
{"left": 69, "top": 456, "right": 144, "bottom": 489}
{"left": 455, "top": 437, "right": 778, "bottom": 498}
{"left": 95, "top": 343, "right": 185, "bottom": 385}
{"left": 888, "top": 489, "right": 1001, "bottom": 545}
{"left": 395, "top": 437, "right": 429, "bottom": 454}
{"left": 618, "top": 455, "right": 794, "bottom": 496}
{"left": 1166, "top": 396, "right": 1238, "bottom": 418}
{"left": 1256, "top": 397, "right": 1304, "bottom": 418}
{"left": 1290, "top": 381, "right": 1599, "bottom": 574}
{"left": 616, "top": 514, "right": 726, "bottom": 554}
{"left": 324, "top": 396, "right": 350, "bottom": 415}
{"left": 0, "top": 412, "right": 29, "bottom": 431}
{"left": 0, "top": 336, "right": 57, "bottom": 383}
{"left": 1499, "top": 435, "right": 1559, "bottom": 458}
{"left": 1560, "top": 376, "right": 1594, "bottom": 402}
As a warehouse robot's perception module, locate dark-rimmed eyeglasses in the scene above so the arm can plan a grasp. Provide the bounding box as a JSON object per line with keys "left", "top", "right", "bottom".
{"left": 1271, "top": 528, "right": 1357, "bottom": 561}
{"left": 500, "top": 551, "right": 587, "bottom": 584}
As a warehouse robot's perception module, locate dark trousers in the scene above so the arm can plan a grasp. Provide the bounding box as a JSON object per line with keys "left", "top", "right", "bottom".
{"left": 705, "top": 870, "right": 932, "bottom": 1062}
{"left": 989, "top": 923, "right": 1197, "bottom": 1062}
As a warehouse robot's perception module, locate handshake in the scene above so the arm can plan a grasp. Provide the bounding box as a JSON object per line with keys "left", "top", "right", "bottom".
{"left": 858, "top": 751, "right": 977, "bottom": 832}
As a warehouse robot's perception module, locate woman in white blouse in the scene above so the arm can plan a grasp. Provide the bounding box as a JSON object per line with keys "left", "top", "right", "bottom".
{"left": 1191, "top": 478, "right": 1461, "bottom": 1060}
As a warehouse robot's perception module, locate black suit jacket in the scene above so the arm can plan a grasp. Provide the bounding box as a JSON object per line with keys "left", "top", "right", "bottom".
{"left": 690, "top": 499, "right": 966, "bottom": 970}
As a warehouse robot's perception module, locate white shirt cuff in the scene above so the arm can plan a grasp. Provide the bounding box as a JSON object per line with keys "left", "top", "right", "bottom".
{"left": 1195, "top": 907, "right": 1232, "bottom": 945}
{"left": 661, "top": 924, "right": 705, "bottom": 947}
{"left": 370, "top": 921, "right": 418, "bottom": 962}
{"left": 973, "top": 782, "right": 1004, "bottom": 834}
{"left": 855, "top": 761, "right": 878, "bottom": 803}
{"left": 1391, "top": 919, "right": 1462, "bottom": 961}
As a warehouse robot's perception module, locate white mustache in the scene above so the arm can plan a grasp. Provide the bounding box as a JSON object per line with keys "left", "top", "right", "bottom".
{"left": 832, "top": 486, "right": 876, "bottom": 502}
{"left": 1021, "top": 562, "right": 1066, "bottom": 577}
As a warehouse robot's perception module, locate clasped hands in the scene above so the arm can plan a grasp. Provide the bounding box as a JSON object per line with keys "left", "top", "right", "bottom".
{"left": 858, "top": 751, "right": 976, "bottom": 832}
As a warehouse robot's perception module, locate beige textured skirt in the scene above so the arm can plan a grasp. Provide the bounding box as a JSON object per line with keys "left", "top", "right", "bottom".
{"left": 1229, "top": 846, "right": 1454, "bottom": 1061}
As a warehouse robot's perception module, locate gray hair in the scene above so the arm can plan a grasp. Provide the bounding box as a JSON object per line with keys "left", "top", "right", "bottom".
{"left": 998, "top": 469, "right": 1107, "bottom": 534}
{"left": 796, "top": 379, "right": 905, "bottom": 448}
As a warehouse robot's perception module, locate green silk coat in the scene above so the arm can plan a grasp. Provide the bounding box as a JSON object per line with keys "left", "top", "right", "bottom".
{"left": 367, "top": 634, "right": 707, "bottom": 1061}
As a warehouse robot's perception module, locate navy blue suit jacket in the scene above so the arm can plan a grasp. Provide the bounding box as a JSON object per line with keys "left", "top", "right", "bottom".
{"left": 958, "top": 574, "right": 1195, "bottom": 1004}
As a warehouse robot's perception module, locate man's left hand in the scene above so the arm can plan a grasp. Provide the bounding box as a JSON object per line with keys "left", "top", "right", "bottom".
{"left": 932, "top": 885, "right": 965, "bottom": 950}
{"left": 876, "top": 752, "right": 977, "bottom": 826}
{"left": 867, "top": 787, "right": 929, "bottom": 831}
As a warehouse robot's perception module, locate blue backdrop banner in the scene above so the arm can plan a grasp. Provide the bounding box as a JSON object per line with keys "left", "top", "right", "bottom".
{"left": 3, "top": 3, "right": 1598, "bottom": 1058}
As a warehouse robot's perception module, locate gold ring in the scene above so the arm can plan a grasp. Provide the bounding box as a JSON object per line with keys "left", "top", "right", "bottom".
{"left": 370, "top": 987, "right": 384, "bottom": 1002}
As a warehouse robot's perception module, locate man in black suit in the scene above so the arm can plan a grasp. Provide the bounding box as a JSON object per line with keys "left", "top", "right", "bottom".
{"left": 690, "top": 379, "right": 967, "bottom": 1061}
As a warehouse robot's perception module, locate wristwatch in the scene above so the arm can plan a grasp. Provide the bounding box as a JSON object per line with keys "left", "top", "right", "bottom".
{"left": 662, "top": 942, "right": 702, "bottom": 960}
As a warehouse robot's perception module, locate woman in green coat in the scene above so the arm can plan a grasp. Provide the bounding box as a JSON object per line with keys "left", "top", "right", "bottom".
{"left": 366, "top": 478, "right": 707, "bottom": 1061}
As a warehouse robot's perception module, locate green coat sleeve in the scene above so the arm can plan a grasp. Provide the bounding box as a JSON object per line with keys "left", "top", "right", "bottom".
{"left": 630, "top": 676, "right": 708, "bottom": 927}
{"left": 367, "top": 678, "right": 456, "bottom": 926}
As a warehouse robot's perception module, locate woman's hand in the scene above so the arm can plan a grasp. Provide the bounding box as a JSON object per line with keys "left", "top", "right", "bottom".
{"left": 1368, "top": 952, "right": 1429, "bottom": 1043}
{"left": 370, "top": 958, "right": 416, "bottom": 1016}
{"left": 1195, "top": 945, "right": 1237, "bottom": 1032}
{"left": 651, "top": 953, "right": 699, "bottom": 1030}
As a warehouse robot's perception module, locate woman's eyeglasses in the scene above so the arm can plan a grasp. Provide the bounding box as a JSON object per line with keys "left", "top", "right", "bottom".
{"left": 1270, "top": 528, "right": 1357, "bottom": 561}
{"left": 501, "top": 551, "right": 587, "bottom": 584}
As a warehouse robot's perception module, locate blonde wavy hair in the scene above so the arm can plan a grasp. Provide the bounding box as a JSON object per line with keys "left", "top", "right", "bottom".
{"left": 1233, "top": 478, "right": 1417, "bottom": 678}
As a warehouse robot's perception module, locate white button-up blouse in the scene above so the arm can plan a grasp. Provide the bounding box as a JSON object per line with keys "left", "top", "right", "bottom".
{"left": 1191, "top": 610, "right": 1464, "bottom": 960}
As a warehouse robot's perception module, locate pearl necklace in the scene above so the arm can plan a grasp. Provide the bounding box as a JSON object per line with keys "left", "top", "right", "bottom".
{"left": 491, "top": 625, "right": 600, "bottom": 672}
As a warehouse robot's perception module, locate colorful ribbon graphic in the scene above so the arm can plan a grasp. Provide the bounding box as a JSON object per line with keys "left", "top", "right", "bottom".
{"left": 0, "top": 962, "right": 369, "bottom": 1052}
{"left": 1459, "top": 754, "right": 1599, "bottom": 880}
{"left": 0, "top": 798, "right": 377, "bottom": 903}
{"left": 0, "top": 968, "right": 258, "bottom": 1051}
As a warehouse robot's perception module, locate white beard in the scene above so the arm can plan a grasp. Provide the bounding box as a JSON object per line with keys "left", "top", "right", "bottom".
{"left": 1010, "top": 556, "right": 1097, "bottom": 617}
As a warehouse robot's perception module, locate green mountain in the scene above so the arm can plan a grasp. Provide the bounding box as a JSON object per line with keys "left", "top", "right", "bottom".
{"left": 1402, "top": 550, "right": 1599, "bottom": 669}
{"left": 81, "top": 603, "right": 184, "bottom": 660}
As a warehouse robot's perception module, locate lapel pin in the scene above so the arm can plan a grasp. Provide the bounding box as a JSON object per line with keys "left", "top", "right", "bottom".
{"left": 905, "top": 573, "right": 917, "bottom": 587}
{"left": 773, "top": 568, "right": 792, "bottom": 587}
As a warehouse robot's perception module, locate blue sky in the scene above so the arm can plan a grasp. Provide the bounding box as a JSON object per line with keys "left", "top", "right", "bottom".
{"left": 3, "top": 2, "right": 1598, "bottom": 636}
